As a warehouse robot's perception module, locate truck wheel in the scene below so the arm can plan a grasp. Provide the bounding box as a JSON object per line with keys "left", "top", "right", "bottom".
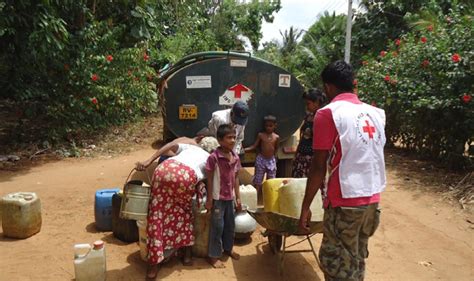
{"left": 276, "top": 159, "right": 293, "bottom": 178}
{"left": 162, "top": 123, "right": 175, "bottom": 143}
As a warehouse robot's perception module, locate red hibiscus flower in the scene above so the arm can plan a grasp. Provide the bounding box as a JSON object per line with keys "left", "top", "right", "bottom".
{"left": 91, "top": 74, "right": 99, "bottom": 81}
{"left": 106, "top": 55, "right": 113, "bottom": 62}
{"left": 91, "top": 97, "right": 98, "bottom": 105}
{"left": 384, "top": 75, "right": 390, "bottom": 82}
{"left": 421, "top": 37, "right": 427, "bottom": 43}
{"left": 427, "top": 25, "right": 433, "bottom": 31}
{"left": 421, "top": 60, "right": 430, "bottom": 67}
{"left": 143, "top": 53, "right": 149, "bottom": 61}
{"left": 380, "top": 51, "right": 387, "bottom": 57}
{"left": 452, "top": 53, "right": 461, "bottom": 63}
{"left": 395, "top": 39, "right": 401, "bottom": 46}
{"left": 462, "top": 94, "right": 472, "bottom": 103}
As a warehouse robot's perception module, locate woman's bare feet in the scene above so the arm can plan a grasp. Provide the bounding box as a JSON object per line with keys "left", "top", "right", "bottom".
{"left": 207, "top": 257, "right": 226, "bottom": 268}
{"left": 146, "top": 264, "right": 159, "bottom": 280}
{"left": 224, "top": 250, "right": 240, "bottom": 260}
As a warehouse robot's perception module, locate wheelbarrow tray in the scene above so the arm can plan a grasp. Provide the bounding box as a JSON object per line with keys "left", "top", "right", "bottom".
{"left": 248, "top": 208, "right": 323, "bottom": 236}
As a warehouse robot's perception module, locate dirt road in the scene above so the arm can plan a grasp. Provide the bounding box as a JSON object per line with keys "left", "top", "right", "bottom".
{"left": 0, "top": 147, "right": 472, "bottom": 281}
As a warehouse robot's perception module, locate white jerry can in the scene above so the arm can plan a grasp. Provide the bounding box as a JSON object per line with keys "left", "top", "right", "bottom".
{"left": 74, "top": 240, "right": 106, "bottom": 281}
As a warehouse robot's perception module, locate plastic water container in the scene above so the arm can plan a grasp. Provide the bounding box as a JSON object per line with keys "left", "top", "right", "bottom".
{"left": 136, "top": 220, "right": 148, "bottom": 261}
{"left": 112, "top": 192, "right": 138, "bottom": 242}
{"left": 1, "top": 192, "right": 42, "bottom": 239}
{"left": 262, "top": 178, "right": 288, "bottom": 212}
{"left": 120, "top": 180, "right": 151, "bottom": 221}
{"left": 239, "top": 184, "right": 257, "bottom": 210}
{"left": 95, "top": 188, "right": 120, "bottom": 231}
{"left": 279, "top": 178, "right": 324, "bottom": 221}
{"left": 74, "top": 240, "right": 106, "bottom": 281}
{"left": 192, "top": 209, "right": 211, "bottom": 258}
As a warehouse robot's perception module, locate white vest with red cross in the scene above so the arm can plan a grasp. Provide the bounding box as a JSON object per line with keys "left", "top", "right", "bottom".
{"left": 326, "top": 100, "right": 386, "bottom": 198}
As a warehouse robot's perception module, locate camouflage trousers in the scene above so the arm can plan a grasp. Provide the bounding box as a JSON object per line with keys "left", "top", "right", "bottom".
{"left": 319, "top": 204, "right": 380, "bottom": 281}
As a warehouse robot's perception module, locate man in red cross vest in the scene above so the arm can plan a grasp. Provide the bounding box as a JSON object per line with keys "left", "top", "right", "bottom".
{"left": 299, "top": 60, "right": 386, "bottom": 281}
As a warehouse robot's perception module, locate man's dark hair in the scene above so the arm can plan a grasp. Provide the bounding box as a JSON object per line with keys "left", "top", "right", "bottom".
{"left": 303, "top": 88, "right": 327, "bottom": 105}
{"left": 216, "top": 124, "right": 235, "bottom": 140}
{"left": 321, "top": 60, "right": 354, "bottom": 92}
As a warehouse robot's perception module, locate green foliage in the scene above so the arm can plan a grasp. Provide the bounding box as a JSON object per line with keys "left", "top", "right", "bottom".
{"left": 356, "top": 10, "right": 473, "bottom": 168}
{"left": 257, "top": 12, "right": 346, "bottom": 88}
{"left": 57, "top": 21, "right": 157, "bottom": 137}
{"left": 0, "top": 0, "right": 280, "bottom": 143}
{"left": 352, "top": 0, "right": 473, "bottom": 66}
{"left": 301, "top": 12, "right": 346, "bottom": 62}
{"left": 256, "top": 2, "right": 472, "bottom": 168}
{"left": 212, "top": 0, "right": 281, "bottom": 51}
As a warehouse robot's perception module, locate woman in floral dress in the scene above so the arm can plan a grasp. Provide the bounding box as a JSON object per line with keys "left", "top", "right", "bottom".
{"left": 292, "top": 89, "right": 326, "bottom": 178}
{"left": 135, "top": 136, "right": 218, "bottom": 280}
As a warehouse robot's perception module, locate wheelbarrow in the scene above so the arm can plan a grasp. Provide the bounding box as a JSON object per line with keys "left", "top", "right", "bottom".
{"left": 248, "top": 208, "right": 324, "bottom": 275}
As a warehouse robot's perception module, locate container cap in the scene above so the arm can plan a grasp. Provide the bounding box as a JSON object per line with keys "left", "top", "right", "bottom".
{"left": 93, "top": 240, "right": 104, "bottom": 250}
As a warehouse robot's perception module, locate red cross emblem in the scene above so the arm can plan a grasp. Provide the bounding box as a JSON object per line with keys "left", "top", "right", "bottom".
{"left": 228, "top": 84, "right": 248, "bottom": 98}
{"left": 362, "top": 120, "right": 376, "bottom": 139}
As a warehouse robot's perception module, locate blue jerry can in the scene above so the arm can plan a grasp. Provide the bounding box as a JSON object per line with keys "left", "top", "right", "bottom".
{"left": 95, "top": 188, "right": 120, "bottom": 231}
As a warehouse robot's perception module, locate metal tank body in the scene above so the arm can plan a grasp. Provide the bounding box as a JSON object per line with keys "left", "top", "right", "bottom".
{"left": 160, "top": 52, "right": 305, "bottom": 149}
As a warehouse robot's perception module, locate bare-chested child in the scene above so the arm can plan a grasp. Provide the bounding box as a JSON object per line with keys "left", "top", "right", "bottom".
{"left": 244, "top": 115, "right": 280, "bottom": 205}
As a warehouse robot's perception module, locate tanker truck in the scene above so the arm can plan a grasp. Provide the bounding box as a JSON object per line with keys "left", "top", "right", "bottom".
{"left": 157, "top": 51, "right": 305, "bottom": 177}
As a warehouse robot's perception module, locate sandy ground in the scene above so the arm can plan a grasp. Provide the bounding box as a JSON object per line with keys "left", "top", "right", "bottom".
{"left": 0, "top": 147, "right": 473, "bottom": 281}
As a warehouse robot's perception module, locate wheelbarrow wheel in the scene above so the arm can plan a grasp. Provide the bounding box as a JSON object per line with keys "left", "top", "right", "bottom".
{"left": 268, "top": 234, "right": 282, "bottom": 254}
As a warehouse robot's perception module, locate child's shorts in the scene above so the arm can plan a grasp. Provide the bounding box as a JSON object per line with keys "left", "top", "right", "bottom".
{"left": 253, "top": 154, "right": 277, "bottom": 185}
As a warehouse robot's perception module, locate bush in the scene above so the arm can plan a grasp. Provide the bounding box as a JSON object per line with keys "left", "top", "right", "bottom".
{"left": 356, "top": 10, "right": 473, "bottom": 169}
{"left": 52, "top": 21, "right": 158, "bottom": 139}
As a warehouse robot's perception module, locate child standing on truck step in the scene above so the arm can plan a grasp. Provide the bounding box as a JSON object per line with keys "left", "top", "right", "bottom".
{"left": 244, "top": 115, "right": 280, "bottom": 205}
{"left": 205, "top": 124, "right": 242, "bottom": 268}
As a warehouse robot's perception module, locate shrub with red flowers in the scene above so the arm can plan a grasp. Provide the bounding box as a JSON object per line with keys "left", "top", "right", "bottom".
{"left": 357, "top": 10, "right": 473, "bottom": 169}
{"left": 46, "top": 21, "right": 158, "bottom": 137}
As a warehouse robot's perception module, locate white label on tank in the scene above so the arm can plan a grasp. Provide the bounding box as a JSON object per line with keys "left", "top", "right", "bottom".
{"left": 230, "top": 60, "right": 247, "bottom": 67}
{"left": 185, "top": 76, "right": 212, "bottom": 89}
{"left": 278, "top": 74, "right": 291, "bottom": 88}
{"left": 219, "top": 84, "right": 254, "bottom": 105}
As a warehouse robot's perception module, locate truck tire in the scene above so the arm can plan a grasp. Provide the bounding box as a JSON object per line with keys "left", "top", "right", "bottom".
{"left": 162, "top": 122, "right": 175, "bottom": 143}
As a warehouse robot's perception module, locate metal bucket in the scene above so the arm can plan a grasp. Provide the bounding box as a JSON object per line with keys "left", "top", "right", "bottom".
{"left": 119, "top": 169, "right": 152, "bottom": 221}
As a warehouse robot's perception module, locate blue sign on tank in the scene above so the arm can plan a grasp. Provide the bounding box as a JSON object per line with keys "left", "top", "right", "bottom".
{"left": 95, "top": 188, "right": 120, "bottom": 231}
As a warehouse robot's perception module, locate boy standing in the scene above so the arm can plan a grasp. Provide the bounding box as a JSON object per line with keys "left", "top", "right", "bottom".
{"left": 205, "top": 124, "right": 242, "bottom": 268}
{"left": 244, "top": 115, "right": 280, "bottom": 204}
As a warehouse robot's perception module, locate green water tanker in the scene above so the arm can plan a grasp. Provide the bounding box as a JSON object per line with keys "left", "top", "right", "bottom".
{"left": 158, "top": 51, "right": 305, "bottom": 175}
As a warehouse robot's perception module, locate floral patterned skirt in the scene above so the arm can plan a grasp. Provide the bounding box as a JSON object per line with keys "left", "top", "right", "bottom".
{"left": 292, "top": 152, "right": 313, "bottom": 178}
{"left": 147, "top": 159, "right": 197, "bottom": 265}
